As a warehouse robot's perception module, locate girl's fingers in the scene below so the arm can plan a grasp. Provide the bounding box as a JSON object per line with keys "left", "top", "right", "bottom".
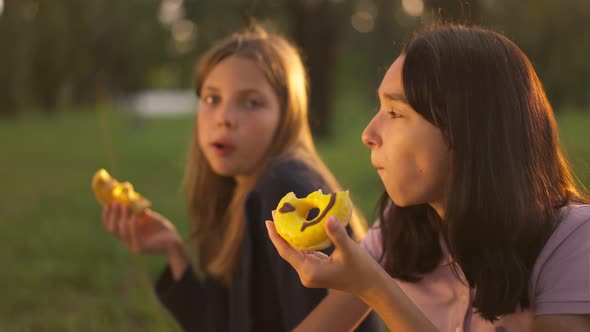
{"left": 310, "top": 251, "right": 330, "bottom": 261}
{"left": 119, "top": 204, "right": 133, "bottom": 240}
{"left": 102, "top": 204, "right": 113, "bottom": 231}
{"left": 128, "top": 214, "right": 141, "bottom": 253}
{"left": 265, "top": 221, "right": 305, "bottom": 268}
{"left": 266, "top": 220, "right": 345, "bottom": 289}
{"left": 125, "top": 204, "right": 134, "bottom": 219}
{"left": 118, "top": 205, "right": 128, "bottom": 240}
{"left": 107, "top": 203, "right": 120, "bottom": 234}
{"left": 102, "top": 204, "right": 109, "bottom": 223}
{"left": 112, "top": 203, "right": 122, "bottom": 235}
{"left": 324, "top": 216, "right": 353, "bottom": 252}
{"left": 101, "top": 203, "right": 144, "bottom": 253}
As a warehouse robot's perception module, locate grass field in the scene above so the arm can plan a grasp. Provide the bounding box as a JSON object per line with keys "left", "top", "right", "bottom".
{"left": 1, "top": 102, "right": 589, "bottom": 331}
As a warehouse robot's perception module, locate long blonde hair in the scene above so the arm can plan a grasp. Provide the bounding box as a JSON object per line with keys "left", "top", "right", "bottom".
{"left": 183, "top": 26, "right": 368, "bottom": 284}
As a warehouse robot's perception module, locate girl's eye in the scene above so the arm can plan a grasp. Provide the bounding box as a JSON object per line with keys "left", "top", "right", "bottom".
{"left": 245, "top": 99, "right": 262, "bottom": 109}
{"left": 388, "top": 110, "right": 402, "bottom": 118}
{"left": 204, "top": 95, "right": 220, "bottom": 105}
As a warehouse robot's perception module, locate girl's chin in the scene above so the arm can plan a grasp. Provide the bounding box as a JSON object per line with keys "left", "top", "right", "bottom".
{"left": 210, "top": 164, "right": 253, "bottom": 179}
{"left": 209, "top": 164, "right": 236, "bottom": 177}
{"left": 386, "top": 192, "right": 412, "bottom": 208}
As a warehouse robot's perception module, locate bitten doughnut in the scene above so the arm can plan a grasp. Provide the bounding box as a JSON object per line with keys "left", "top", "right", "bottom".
{"left": 274, "top": 189, "right": 352, "bottom": 251}
{"left": 91, "top": 168, "right": 151, "bottom": 214}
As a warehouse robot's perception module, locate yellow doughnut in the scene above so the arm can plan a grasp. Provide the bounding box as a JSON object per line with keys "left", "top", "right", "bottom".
{"left": 91, "top": 168, "right": 151, "bottom": 214}
{"left": 274, "top": 189, "right": 352, "bottom": 251}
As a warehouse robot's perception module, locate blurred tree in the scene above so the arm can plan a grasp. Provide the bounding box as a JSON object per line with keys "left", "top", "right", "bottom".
{"left": 283, "top": 0, "right": 352, "bottom": 137}
{"left": 30, "top": 1, "right": 68, "bottom": 112}
{"left": 1, "top": 0, "right": 589, "bottom": 119}
{"left": 0, "top": 0, "right": 32, "bottom": 116}
{"left": 488, "top": 0, "right": 590, "bottom": 108}
{"left": 0, "top": 0, "right": 168, "bottom": 115}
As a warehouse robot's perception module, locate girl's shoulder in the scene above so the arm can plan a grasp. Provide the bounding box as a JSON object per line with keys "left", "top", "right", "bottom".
{"left": 559, "top": 202, "right": 590, "bottom": 221}
{"left": 547, "top": 203, "right": 590, "bottom": 247}
{"left": 253, "top": 157, "right": 330, "bottom": 204}
{"left": 529, "top": 203, "right": 590, "bottom": 315}
{"left": 256, "top": 157, "right": 325, "bottom": 190}
{"left": 262, "top": 157, "right": 315, "bottom": 178}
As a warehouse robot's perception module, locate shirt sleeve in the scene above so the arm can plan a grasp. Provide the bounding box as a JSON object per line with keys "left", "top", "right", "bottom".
{"left": 253, "top": 158, "right": 333, "bottom": 331}
{"left": 532, "top": 206, "right": 590, "bottom": 315}
{"left": 155, "top": 265, "right": 229, "bottom": 331}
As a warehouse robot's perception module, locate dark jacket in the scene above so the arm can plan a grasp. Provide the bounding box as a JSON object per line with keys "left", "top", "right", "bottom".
{"left": 155, "top": 158, "right": 381, "bottom": 332}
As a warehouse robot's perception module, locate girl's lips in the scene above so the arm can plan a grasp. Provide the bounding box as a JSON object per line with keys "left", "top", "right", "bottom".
{"left": 211, "top": 142, "right": 235, "bottom": 156}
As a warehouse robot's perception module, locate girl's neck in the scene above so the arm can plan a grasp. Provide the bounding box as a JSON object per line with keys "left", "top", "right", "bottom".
{"left": 234, "top": 161, "right": 267, "bottom": 190}
{"left": 429, "top": 202, "right": 446, "bottom": 221}
{"left": 234, "top": 174, "right": 258, "bottom": 190}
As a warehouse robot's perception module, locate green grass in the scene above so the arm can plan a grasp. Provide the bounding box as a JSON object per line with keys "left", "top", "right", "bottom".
{"left": 1, "top": 102, "right": 589, "bottom": 331}
{"left": 0, "top": 108, "right": 191, "bottom": 331}
{"left": 555, "top": 110, "right": 590, "bottom": 187}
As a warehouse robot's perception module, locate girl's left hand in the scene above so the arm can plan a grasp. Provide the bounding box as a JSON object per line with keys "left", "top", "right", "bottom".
{"left": 266, "top": 215, "right": 384, "bottom": 296}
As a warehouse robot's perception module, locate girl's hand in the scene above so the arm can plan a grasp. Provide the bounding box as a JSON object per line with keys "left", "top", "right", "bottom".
{"left": 268, "top": 216, "right": 438, "bottom": 331}
{"left": 266, "top": 215, "right": 384, "bottom": 296}
{"left": 102, "top": 202, "right": 183, "bottom": 257}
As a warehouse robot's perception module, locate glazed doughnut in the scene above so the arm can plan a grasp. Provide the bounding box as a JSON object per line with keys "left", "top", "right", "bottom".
{"left": 274, "top": 189, "right": 352, "bottom": 251}
{"left": 91, "top": 168, "right": 151, "bottom": 214}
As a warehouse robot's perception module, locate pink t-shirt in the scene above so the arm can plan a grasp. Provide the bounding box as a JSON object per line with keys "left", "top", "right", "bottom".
{"left": 361, "top": 204, "right": 590, "bottom": 332}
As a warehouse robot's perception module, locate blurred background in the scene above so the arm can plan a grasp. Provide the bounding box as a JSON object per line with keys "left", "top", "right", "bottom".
{"left": 1, "top": 0, "right": 589, "bottom": 331}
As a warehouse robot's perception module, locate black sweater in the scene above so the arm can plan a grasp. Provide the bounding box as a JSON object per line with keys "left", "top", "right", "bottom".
{"left": 155, "top": 158, "right": 381, "bottom": 332}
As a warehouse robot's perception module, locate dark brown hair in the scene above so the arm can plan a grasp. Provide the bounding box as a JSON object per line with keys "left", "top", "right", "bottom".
{"left": 378, "top": 24, "right": 589, "bottom": 321}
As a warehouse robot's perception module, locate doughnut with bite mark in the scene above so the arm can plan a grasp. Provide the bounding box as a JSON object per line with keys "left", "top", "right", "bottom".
{"left": 273, "top": 189, "right": 352, "bottom": 251}
{"left": 91, "top": 168, "right": 151, "bottom": 214}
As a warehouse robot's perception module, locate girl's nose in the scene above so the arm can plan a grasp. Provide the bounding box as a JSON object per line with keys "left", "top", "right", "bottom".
{"left": 216, "top": 104, "right": 237, "bottom": 129}
{"left": 361, "top": 117, "right": 381, "bottom": 149}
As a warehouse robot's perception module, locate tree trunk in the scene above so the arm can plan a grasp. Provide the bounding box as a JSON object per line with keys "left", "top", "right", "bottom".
{"left": 286, "top": 0, "right": 344, "bottom": 137}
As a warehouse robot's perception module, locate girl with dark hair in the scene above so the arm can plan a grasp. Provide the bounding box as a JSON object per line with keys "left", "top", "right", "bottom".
{"left": 267, "top": 24, "right": 590, "bottom": 331}
{"left": 101, "top": 27, "right": 379, "bottom": 332}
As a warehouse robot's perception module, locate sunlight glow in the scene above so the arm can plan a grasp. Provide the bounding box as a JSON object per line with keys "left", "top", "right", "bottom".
{"left": 401, "top": 0, "right": 424, "bottom": 17}
{"left": 172, "top": 19, "right": 195, "bottom": 43}
{"left": 351, "top": 11, "right": 374, "bottom": 33}
{"left": 158, "top": 0, "right": 184, "bottom": 26}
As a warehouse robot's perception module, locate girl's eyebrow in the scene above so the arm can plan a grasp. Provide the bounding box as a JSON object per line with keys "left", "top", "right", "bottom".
{"left": 236, "top": 88, "right": 264, "bottom": 96}
{"left": 202, "top": 86, "right": 264, "bottom": 96}
{"left": 385, "top": 92, "right": 409, "bottom": 104}
{"left": 377, "top": 89, "right": 409, "bottom": 104}
{"left": 202, "top": 85, "right": 220, "bottom": 91}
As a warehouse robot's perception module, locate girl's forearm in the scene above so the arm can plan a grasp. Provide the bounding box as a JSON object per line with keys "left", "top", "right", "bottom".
{"left": 166, "top": 242, "right": 189, "bottom": 281}
{"left": 293, "top": 290, "right": 372, "bottom": 332}
{"left": 358, "top": 268, "right": 438, "bottom": 332}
